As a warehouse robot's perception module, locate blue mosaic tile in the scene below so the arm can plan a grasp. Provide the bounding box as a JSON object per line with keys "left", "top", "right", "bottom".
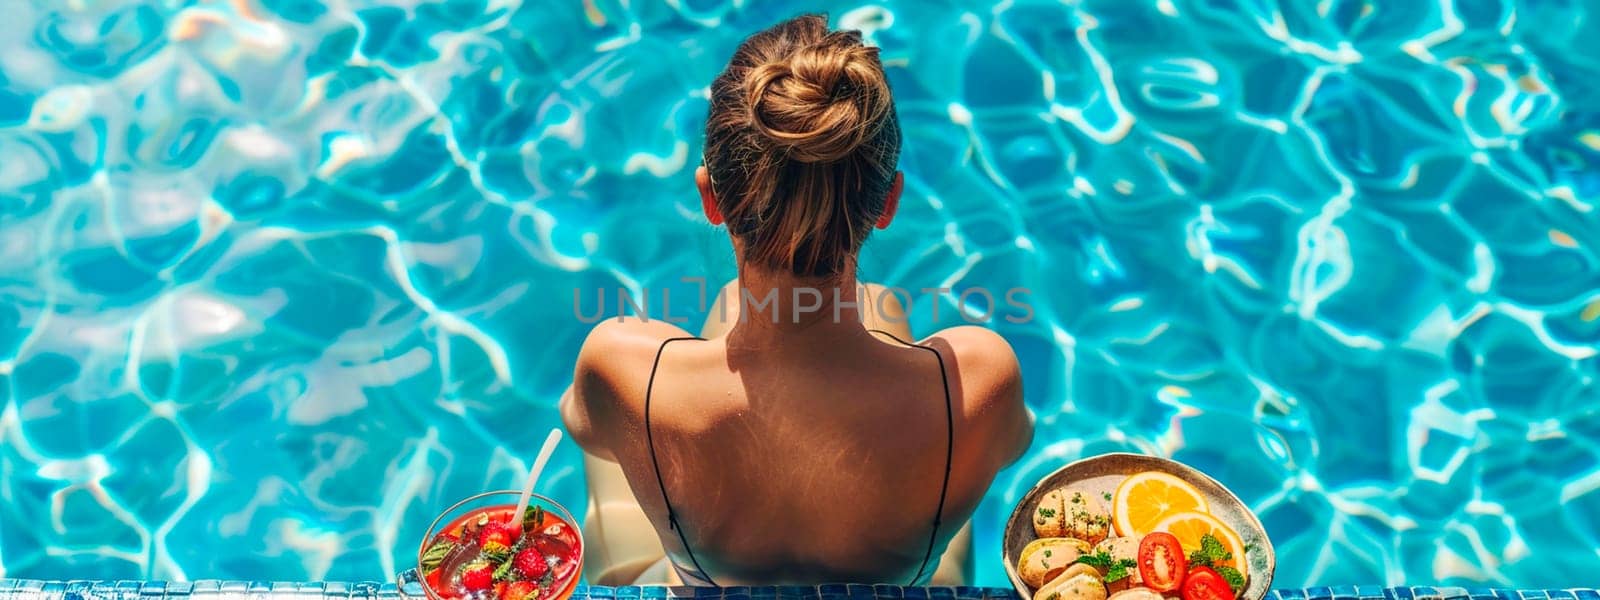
{"left": 1356, "top": 586, "right": 1389, "bottom": 600}
{"left": 872, "top": 586, "right": 902, "bottom": 599}
{"left": 1278, "top": 589, "right": 1308, "bottom": 600}
{"left": 819, "top": 586, "right": 848, "bottom": 595}
{"left": 726, "top": 592, "right": 752, "bottom": 600}
{"left": 1547, "top": 591, "right": 1576, "bottom": 600}
{"left": 616, "top": 586, "right": 642, "bottom": 600}
{"left": 190, "top": 582, "right": 221, "bottom": 594}
{"left": 1572, "top": 591, "right": 1600, "bottom": 600}
{"left": 929, "top": 589, "right": 954, "bottom": 600}
{"left": 902, "top": 588, "right": 927, "bottom": 600}
{"left": 776, "top": 586, "right": 812, "bottom": 599}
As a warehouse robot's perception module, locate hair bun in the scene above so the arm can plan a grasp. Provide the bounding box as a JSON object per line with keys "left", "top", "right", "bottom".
{"left": 745, "top": 30, "right": 891, "bottom": 164}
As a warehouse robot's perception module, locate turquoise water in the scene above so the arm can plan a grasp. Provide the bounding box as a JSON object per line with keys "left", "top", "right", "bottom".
{"left": 2, "top": 0, "right": 1598, "bottom": 588}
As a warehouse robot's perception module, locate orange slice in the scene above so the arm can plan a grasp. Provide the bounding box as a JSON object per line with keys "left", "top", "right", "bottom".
{"left": 1152, "top": 510, "right": 1250, "bottom": 583}
{"left": 1111, "top": 471, "right": 1209, "bottom": 537}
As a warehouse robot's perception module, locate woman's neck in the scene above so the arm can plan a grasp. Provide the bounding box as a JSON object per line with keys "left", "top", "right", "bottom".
{"left": 721, "top": 264, "right": 872, "bottom": 343}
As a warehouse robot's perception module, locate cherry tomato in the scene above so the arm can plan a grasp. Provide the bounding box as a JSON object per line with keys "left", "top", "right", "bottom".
{"left": 1182, "top": 566, "right": 1235, "bottom": 600}
{"left": 1138, "top": 531, "right": 1189, "bottom": 592}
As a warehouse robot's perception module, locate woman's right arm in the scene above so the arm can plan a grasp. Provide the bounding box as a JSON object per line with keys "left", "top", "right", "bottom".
{"left": 561, "top": 320, "right": 630, "bottom": 461}
{"left": 561, "top": 318, "right": 697, "bottom": 462}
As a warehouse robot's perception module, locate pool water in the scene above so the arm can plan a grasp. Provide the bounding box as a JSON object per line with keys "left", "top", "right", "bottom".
{"left": 2, "top": 0, "right": 1598, "bottom": 589}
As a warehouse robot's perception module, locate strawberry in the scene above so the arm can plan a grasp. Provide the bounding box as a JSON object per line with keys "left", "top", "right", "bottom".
{"left": 503, "top": 580, "right": 539, "bottom": 600}
{"left": 478, "top": 522, "right": 516, "bottom": 554}
{"left": 513, "top": 547, "right": 549, "bottom": 579}
{"left": 460, "top": 561, "right": 494, "bottom": 593}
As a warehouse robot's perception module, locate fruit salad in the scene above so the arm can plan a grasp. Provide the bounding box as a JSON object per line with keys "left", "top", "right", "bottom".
{"left": 1015, "top": 471, "right": 1253, "bottom": 600}
{"left": 418, "top": 503, "right": 582, "bottom": 600}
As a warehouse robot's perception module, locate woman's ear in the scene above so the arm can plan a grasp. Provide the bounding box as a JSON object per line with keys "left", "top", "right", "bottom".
{"left": 697, "top": 166, "right": 724, "bottom": 225}
{"left": 876, "top": 171, "right": 903, "bottom": 230}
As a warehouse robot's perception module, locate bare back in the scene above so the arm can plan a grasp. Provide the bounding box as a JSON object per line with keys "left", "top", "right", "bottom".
{"left": 562, "top": 317, "right": 1032, "bottom": 585}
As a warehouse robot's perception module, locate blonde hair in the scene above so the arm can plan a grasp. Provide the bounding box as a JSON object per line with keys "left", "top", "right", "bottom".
{"left": 703, "top": 13, "right": 901, "bottom": 278}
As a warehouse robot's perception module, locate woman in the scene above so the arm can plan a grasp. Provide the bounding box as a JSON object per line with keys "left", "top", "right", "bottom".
{"left": 561, "top": 14, "right": 1033, "bottom": 586}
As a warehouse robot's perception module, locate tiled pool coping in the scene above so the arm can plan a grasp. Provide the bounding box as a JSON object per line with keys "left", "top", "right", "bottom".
{"left": 0, "top": 581, "right": 1597, "bottom": 600}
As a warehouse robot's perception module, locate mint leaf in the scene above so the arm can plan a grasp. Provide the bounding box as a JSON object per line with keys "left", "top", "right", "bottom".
{"left": 493, "top": 558, "right": 516, "bottom": 582}
{"left": 522, "top": 505, "right": 545, "bottom": 533}
{"left": 419, "top": 540, "right": 455, "bottom": 574}
{"left": 1216, "top": 566, "right": 1245, "bottom": 592}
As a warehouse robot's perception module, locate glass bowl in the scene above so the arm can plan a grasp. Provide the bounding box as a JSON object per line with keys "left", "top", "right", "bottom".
{"left": 398, "top": 491, "right": 584, "bottom": 600}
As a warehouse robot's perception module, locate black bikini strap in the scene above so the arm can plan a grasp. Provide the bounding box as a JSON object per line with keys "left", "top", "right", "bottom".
{"left": 868, "top": 329, "right": 955, "bottom": 586}
{"left": 643, "top": 335, "right": 720, "bottom": 587}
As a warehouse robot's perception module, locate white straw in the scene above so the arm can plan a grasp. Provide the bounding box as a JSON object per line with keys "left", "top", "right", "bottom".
{"left": 513, "top": 429, "right": 564, "bottom": 525}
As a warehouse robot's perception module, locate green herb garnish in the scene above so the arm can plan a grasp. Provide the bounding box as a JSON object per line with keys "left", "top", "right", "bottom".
{"left": 1104, "top": 558, "right": 1137, "bottom": 584}
{"left": 1074, "top": 550, "right": 1113, "bottom": 569}
{"left": 1215, "top": 566, "right": 1245, "bottom": 592}
{"left": 1038, "top": 507, "right": 1057, "bottom": 519}
{"left": 1188, "top": 534, "right": 1245, "bottom": 592}
{"left": 1071, "top": 550, "right": 1137, "bottom": 582}
{"left": 1187, "top": 534, "right": 1232, "bottom": 567}
{"left": 420, "top": 539, "right": 455, "bottom": 574}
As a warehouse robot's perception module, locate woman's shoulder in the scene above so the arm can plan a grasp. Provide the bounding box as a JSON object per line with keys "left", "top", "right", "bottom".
{"left": 919, "top": 325, "right": 1032, "bottom": 464}
{"left": 575, "top": 317, "right": 701, "bottom": 383}
{"left": 562, "top": 317, "right": 701, "bottom": 458}
{"left": 919, "top": 325, "right": 1021, "bottom": 388}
